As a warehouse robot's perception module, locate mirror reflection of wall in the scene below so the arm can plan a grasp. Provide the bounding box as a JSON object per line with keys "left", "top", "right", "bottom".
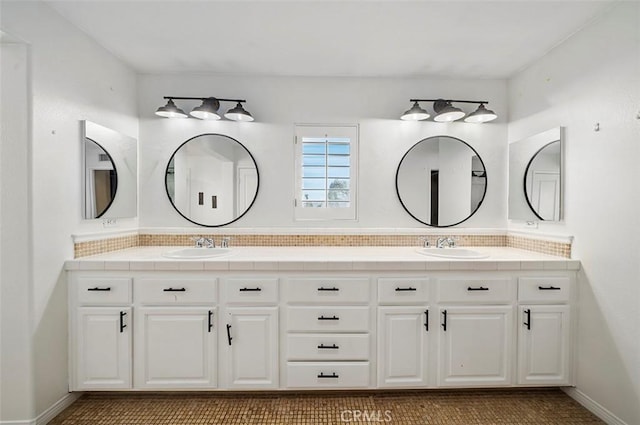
{"left": 508, "top": 127, "right": 563, "bottom": 222}
{"left": 165, "top": 134, "right": 259, "bottom": 227}
{"left": 396, "top": 136, "right": 487, "bottom": 227}
{"left": 82, "top": 121, "right": 137, "bottom": 219}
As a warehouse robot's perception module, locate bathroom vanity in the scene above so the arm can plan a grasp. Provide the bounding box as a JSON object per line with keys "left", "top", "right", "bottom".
{"left": 65, "top": 246, "right": 578, "bottom": 392}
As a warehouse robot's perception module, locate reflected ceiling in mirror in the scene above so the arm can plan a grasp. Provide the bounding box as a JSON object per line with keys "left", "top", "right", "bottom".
{"left": 396, "top": 136, "right": 487, "bottom": 227}
{"left": 508, "top": 127, "right": 563, "bottom": 222}
{"left": 82, "top": 121, "right": 137, "bottom": 219}
{"left": 165, "top": 133, "right": 259, "bottom": 227}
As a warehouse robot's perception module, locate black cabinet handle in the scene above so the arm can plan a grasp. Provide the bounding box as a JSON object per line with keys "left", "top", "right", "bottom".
{"left": 395, "top": 287, "right": 417, "bottom": 292}
{"left": 538, "top": 286, "right": 561, "bottom": 291}
{"left": 318, "top": 315, "right": 339, "bottom": 321}
{"left": 119, "top": 311, "right": 127, "bottom": 333}
{"left": 163, "top": 287, "right": 186, "bottom": 292}
{"left": 318, "top": 344, "right": 339, "bottom": 350}
{"left": 467, "top": 286, "right": 489, "bottom": 291}
{"left": 239, "top": 287, "right": 262, "bottom": 292}
{"left": 226, "top": 324, "right": 232, "bottom": 346}
{"left": 424, "top": 310, "right": 429, "bottom": 332}
{"left": 317, "top": 372, "right": 339, "bottom": 379}
{"left": 523, "top": 309, "right": 531, "bottom": 330}
{"left": 87, "top": 287, "right": 111, "bottom": 291}
{"left": 441, "top": 310, "right": 447, "bottom": 332}
{"left": 208, "top": 310, "right": 214, "bottom": 333}
{"left": 318, "top": 287, "right": 339, "bottom": 292}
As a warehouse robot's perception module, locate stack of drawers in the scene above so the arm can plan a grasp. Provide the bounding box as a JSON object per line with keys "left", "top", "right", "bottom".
{"left": 284, "top": 277, "right": 372, "bottom": 388}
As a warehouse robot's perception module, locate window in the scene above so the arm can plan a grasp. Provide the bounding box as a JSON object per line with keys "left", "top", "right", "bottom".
{"left": 294, "top": 125, "right": 358, "bottom": 220}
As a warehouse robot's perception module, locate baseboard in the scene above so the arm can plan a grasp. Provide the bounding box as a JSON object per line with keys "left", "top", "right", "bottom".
{"left": 35, "top": 392, "right": 81, "bottom": 425}
{"left": 562, "top": 387, "right": 628, "bottom": 425}
{"left": 0, "top": 420, "right": 35, "bottom": 425}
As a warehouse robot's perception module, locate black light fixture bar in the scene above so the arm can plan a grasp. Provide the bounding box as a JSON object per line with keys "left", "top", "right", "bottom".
{"left": 401, "top": 98, "right": 497, "bottom": 123}
{"left": 163, "top": 96, "right": 247, "bottom": 103}
{"left": 408, "top": 98, "right": 489, "bottom": 104}
{"left": 157, "top": 96, "right": 254, "bottom": 121}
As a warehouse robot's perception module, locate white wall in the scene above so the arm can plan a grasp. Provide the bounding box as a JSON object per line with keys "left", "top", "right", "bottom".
{"left": 138, "top": 75, "right": 507, "bottom": 231}
{"left": 0, "top": 1, "right": 138, "bottom": 420}
{"left": 508, "top": 2, "right": 640, "bottom": 424}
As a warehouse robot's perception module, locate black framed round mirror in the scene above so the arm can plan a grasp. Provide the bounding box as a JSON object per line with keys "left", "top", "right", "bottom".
{"left": 84, "top": 137, "right": 118, "bottom": 219}
{"left": 165, "top": 133, "right": 259, "bottom": 227}
{"left": 523, "top": 140, "right": 561, "bottom": 221}
{"left": 396, "top": 135, "right": 487, "bottom": 227}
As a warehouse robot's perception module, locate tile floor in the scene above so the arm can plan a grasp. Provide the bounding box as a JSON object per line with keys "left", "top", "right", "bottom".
{"left": 50, "top": 389, "right": 604, "bottom": 424}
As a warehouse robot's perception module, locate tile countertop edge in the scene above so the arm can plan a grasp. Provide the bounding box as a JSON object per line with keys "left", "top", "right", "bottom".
{"left": 64, "top": 247, "right": 581, "bottom": 272}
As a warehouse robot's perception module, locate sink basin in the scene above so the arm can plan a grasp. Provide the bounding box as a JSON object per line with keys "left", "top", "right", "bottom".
{"left": 162, "top": 248, "right": 233, "bottom": 259}
{"left": 416, "top": 248, "right": 489, "bottom": 259}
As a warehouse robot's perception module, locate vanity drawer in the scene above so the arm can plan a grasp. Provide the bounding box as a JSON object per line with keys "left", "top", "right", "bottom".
{"left": 378, "top": 278, "right": 430, "bottom": 304}
{"left": 437, "top": 278, "right": 512, "bottom": 304}
{"left": 287, "top": 334, "right": 370, "bottom": 361}
{"left": 284, "top": 278, "right": 370, "bottom": 304}
{"left": 518, "top": 277, "right": 570, "bottom": 303}
{"left": 77, "top": 277, "right": 132, "bottom": 305}
{"left": 135, "top": 278, "right": 216, "bottom": 305}
{"left": 287, "top": 307, "right": 370, "bottom": 332}
{"left": 225, "top": 278, "right": 278, "bottom": 304}
{"left": 286, "top": 362, "right": 370, "bottom": 388}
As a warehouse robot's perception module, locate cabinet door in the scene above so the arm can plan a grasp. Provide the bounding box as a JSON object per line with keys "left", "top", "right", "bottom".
{"left": 135, "top": 307, "right": 217, "bottom": 389}
{"left": 518, "top": 305, "right": 570, "bottom": 385}
{"left": 75, "top": 307, "right": 131, "bottom": 390}
{"left": 378, "top": 307, "right": 430, "bottom": 387}
{"left": 224, "top": 307, "right": 278, "bottom": 389}
{"left": 438, "top": 306, "right": 513, "bottom": 387}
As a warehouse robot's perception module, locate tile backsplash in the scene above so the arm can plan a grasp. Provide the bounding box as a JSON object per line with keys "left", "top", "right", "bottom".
{"left": 74, "top": 232, "right": 571, "bottom": 258}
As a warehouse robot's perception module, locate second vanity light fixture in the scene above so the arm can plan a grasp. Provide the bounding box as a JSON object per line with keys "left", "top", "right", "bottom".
{"left": 155, "top": 96, "right": 254, "bottom": 122}
{"left": 400, "top": 98, "right": 497, "bottom": 123}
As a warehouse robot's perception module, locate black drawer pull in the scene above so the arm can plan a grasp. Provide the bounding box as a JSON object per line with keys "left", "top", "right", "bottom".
{"left": 208, "top": 310, "right": 214, "bottom": 333}
{"left": 87, "top": 287, "right": 111, "bottom": 291}
{"left": 538, "top": 286, "right": 561, "bottom": 291}
{"left": 226, "top": 324, "right": 232, "bottom": 346}
{"left": 318, "top": 287, "right": 339, "bottom": 292}
{"left": 318, "top": 344, "right": 339, "bottom": 350}
{"left": 317, "top": 372, "right": 339, "bottom": 379}
{"left": 119, "top": 311, "right": 127, "bottom": 333}
{"left": 395, "top": 287, "right": 417, "bottom": 292}
{"left": 467, "top": 286, "right": 489, "bottom": 291}
{"left": 318, "top": 315, "right": 339, "bottom": 321}
{"left": 523, "top": 309, "right": 531, "bottom": 330}
{"left": 239, "top": 287, "right": 262, "bottom": 292}
{"left": 163, "top": 287, "right": 186, "bottom": 292}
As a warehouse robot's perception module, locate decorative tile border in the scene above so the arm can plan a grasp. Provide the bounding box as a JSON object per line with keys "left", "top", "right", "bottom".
{"left": 507, "top": 235, "right": 571, "bottom": 258}
{"left": 73, "top": 233, "right": 571, "bottom": 258}
{"left": 74, "top": 234, "right": 139, "bottom": 258}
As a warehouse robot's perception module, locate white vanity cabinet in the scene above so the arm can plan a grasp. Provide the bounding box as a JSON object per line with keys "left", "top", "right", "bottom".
{"left": 70, "top": 277, "right": 132, "bottom": 390}
{"left": 283, "top": 277, "right": 373, "bottom": 389}
{"left": 133, "top": 278, "right": 218, "bottom": 389}
{"left": 377, "top": 278, "right": 430, "bottom": 387}
{"left": 222, "top": 278, "right": 279, "bottom": 389}
{"left": 436, "top": 276, "right": 515, "bottom": 387}
{"left": 517, "top": 277, "right": 572, "bottom": 385}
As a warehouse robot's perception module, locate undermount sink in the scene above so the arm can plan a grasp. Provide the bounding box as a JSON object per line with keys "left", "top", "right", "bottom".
{"left": 416, "top": 247, "right": 490, "bottom": 259}
{"left": 162, "top": 247, "right": 233, "bottom": 259}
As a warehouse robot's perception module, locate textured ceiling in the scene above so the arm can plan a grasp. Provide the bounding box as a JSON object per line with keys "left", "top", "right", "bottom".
{"left": 45, "top": 0, "right": 613, "bottom": 78}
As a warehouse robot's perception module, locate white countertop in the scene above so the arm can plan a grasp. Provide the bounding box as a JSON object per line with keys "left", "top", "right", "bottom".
{"left": 65, "top": 246, "right": 580, "bottom": 272}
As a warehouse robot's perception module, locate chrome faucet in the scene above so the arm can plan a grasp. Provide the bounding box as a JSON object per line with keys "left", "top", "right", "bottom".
{"left": 421, "top": 237, "right": 431, "bottom": 248}
{"left": 220, "top": 237, "right": 231, "bottom": 248}
{"left": 191, "top": 236, "right": 215, "bottom": 248}
{"left": 436, "top": 236, "right": 457, "bottom": 248}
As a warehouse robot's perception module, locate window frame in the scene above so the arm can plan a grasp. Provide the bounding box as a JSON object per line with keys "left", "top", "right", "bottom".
{"left": 294, "top": 124, "right": 359, "bottom": 221}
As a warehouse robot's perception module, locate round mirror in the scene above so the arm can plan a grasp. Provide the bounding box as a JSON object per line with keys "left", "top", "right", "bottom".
{"left": 165, "top": 134, "right": 259, "bottom": 227}
{"left": 396, "top": 136, "right": 487, "bottom": 227}
{"left": 84, "top": 137, "right": 118, "bottom": 218}
{"left": 524, "top": 140, "right": 561, "bottom": 221}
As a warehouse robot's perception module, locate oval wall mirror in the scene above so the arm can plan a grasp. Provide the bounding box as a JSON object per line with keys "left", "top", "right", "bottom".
{"left": 524, "top": 140, "right": 561, "bottom": 221}
{"left": 396, "top": 136, "right": 487, "bottom": 227}
{"left": 165, "top": 133, "right": 259, "bottom": 227}
{"left": 82, "top": 120, "right": 137, "bottom": 219}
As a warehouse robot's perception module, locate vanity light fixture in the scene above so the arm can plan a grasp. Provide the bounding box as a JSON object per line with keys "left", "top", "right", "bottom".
{"left": 399, "top": 98, "right": 497, "bottom": 123}
{"left": 155, "top": 96, "right": 254, "bottom": 122}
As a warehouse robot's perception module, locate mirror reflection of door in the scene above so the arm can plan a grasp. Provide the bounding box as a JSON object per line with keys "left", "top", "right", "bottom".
{"left": 84, "top": 138, "right": 117, "bottom": 218}
{"left": 524, "top": 140, "right": 561, "bottom": 221}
